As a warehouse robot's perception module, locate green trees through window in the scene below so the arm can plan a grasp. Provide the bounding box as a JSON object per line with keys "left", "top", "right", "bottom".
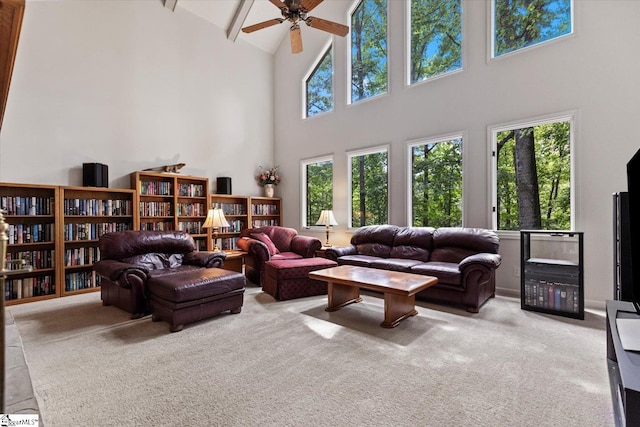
{"left": 493, "top": 0, "right": 572, "bottom": 57}
{"left": 409, "top": 0, "right": 462, "bottom": 84}
{"left": 350, "top": 148, "right": 388, "bottom": 227}
{"left": 495, "top": 119, "right": 572, "bottom": 231}
{"left": 410, "top": 137, "right": 462, "bottom": 227}
{"left": 305, "top": 45, "right": 333, "bottom": 117}
{"left": 303, "top": 158, "right": 334, "bottom": 227}
{"left": 350, "top": 0, "right": 387, "bottom": 103}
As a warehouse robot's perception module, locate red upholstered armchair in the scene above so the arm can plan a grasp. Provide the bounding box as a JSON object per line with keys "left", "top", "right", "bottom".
{"left": 237, "top": 226, "right": 322, "bottom": 285}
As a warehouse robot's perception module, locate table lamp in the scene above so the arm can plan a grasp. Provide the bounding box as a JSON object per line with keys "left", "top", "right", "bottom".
{"left": 202, "top": 207, "right": 230, "bottom": 252}
{"left": 316, "top": 209, "right": 338, "bottom": 247}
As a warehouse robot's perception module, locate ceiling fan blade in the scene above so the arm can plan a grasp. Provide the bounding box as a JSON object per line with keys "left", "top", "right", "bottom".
{"left": 242, "top": 18, "right": 284, "bottom": 33}
{"left": 300, "top": 0, "right": 323, "bottom": 12}
{"left": 290, "top": 26, "right": 303, "bottom": 54}
{"left": 305, "top": 17, "right": 349, "bottom": 37}
{"left": 269, "top": 0, "right": 286, "bottom": 10}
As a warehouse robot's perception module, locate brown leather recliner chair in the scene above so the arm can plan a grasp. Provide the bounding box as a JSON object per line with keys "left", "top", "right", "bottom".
{"left": 94, "top": 230, "right": 226, "bottom": 318}
{"left": 236, "top": 226, "right": 322, "bottom": 285}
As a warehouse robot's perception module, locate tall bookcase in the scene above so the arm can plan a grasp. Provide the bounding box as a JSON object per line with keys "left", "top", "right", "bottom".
{"left": 250, "top": 196, "right": 281, "bottom": 228}
{"left": 59, "top": 186, "right": 135, "bottom": 295}
{"left": 131, "top": 171, "right": 209, "bottom": 250}
{"left": 209, "top": 194, "right": 249, "bottom": 251}
{"left": 1, "top": 182, "right": 59, "bottom": 304}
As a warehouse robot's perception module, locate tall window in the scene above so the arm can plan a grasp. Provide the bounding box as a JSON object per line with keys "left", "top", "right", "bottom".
{"left": 348, "top": 146, "right": 388, "bottom": 227}
{"left": 492, "top": 0, "right": 573, "bottom": 58}
{"left": 305, "top": 44, "right": 333, "bottom": 118}
{"left": 408, "top": 0, "right": 462, "bottom": 85}
{"left": 349, "top": 0, "right": 388, "bottom": 104}
{"left": 301, "top": 156, "right": 333, "bottom": 228}
{"left": 492, "top": 115, "right": 573, "bottom": 231}
{"left": 408, "top": 136, "right": 462, "bottom": 227}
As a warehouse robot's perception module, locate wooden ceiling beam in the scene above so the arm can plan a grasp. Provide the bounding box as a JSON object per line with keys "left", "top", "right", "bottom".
{"left": 227, "top": 0, "right": 255, "bottom": 42}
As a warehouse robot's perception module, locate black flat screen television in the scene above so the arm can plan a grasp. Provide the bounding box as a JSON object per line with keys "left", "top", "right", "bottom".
{"left": 627, "top": 148, "right": 640, "bottom": 314}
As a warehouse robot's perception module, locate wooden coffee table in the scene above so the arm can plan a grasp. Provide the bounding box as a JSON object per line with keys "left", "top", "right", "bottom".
{"left": 308, "top": 265, "right": 438, "bottom": 328}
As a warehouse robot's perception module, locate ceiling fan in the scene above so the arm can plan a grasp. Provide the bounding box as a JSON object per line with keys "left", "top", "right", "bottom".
{"left": 241, "top": 0, "right": 349, "bottom": 54}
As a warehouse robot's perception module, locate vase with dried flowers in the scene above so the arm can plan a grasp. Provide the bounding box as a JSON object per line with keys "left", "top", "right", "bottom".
{"left": 256, "top": 166, "right": 280, "bottom": 198}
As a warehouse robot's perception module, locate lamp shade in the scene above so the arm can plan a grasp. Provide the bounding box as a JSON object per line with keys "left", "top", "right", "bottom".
{"left": 316, "top": 210, "right": 338, "bottom": 226}
{"left": 202, "top": 208, "right": 230, "bottom": 229}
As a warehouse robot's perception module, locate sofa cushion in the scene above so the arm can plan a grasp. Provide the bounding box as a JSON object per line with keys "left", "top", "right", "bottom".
{"left": 123, "top": 253, "right": 184, "bottom": 270}
{"left": 389, "top": 227, "right": 434, "bottom": 261}
{"left": 270, "top": 252, "right": 303, "bottom": 261}
{"left": 336, "top": 254, "right": 380, "bottom": 268}
{"left": 370, "top": 258, "right": 423, "bottom": 272}
{"left": 251, "top": 232, "right": 280, "bottom": 255}
{"left": 411, "top": 261, "right": 461, "bottom": 286}
{"left": 100, "top": 230, "right": 196, "bottom": 260}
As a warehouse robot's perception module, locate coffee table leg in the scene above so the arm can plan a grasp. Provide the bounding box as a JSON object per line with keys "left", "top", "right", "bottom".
{"left": 381, "top": 293, "right": 418, "bottom": 328}
{"left": 326, "top": 282, "right": 362, "bottom": 312}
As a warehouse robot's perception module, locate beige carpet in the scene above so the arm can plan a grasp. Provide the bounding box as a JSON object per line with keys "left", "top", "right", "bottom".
{"left": 8, "top": 287, "right": 614, "bottom": 427}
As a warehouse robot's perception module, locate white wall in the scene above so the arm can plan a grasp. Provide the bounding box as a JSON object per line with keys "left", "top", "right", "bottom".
{"left": 272, "top": 0, "right": 640, "bottom": 306}
{"left": 0, "top": 0, "right": 274, "bottom": 194}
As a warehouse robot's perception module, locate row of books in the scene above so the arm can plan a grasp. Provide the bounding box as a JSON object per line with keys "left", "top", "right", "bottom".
{"left": 65, "top": 247, "right": 100, "bottom": 267}
{"left": 65, "top": 271, "right": 101, "bottom": 292}
{"left": 220, "top": 203, "right": 247, "bottom": 216}
{"left": 5, "top": 275, "right": 55, "bottom": 300}
{"left": 63, "top": 222, "right": 132, "bottom": 241}
{"left": 139, "top": 201, "right": 172, "bottom": 217}
{"left": 5, "top": 250, "right": 55, "bottom": 269}
{"left": 523, "top": 279, "right": 580, "bottom": 314}
{"left": 140, "top": 180, "right": 172, "bottom": 196}
{"left": 176, "top": 202, "right": 206, "bottom": 217}
{"left": 221, "top": 220, "right": 245, "bottom": 233}
{"left": 63, "top": 198, "right": 133, "bottom": 216}
{"left": 177, "top": 183, "right": 205, "bottom": 197}
{"left": 1, "top": 196, "right": 54, "bottom": 216}
{"left": 140, "top": 221, "right": 174, "bottom": 231}
{"left": 220, "top": 237, "right": 239, "bottom": 250}
{"left": 251, "top": 204, "right": 279, "bottom": 215}
{"left": 178, "top": 221, "right": 203, "bottom": 234}
{"left": 251, "top": 219, "right": 280, "bottom": 227}
{"left": 5, "top": 223, "right": 54, "bottom": 244}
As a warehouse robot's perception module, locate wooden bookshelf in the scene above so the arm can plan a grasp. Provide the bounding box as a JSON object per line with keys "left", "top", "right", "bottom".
{"left": 209, "top": 194, "right": 249, "bottom": 251}
{"left": 59, "top": 186, "right": 135, "bottom": 296}
{"left": 249, "top": 196, "right": 281, "bottom": 228}
{"left": 131, "top": 171, "right": 209, "bottom": 250}
{"left": 0, "top": 182, "right": 60, "bottom": 305}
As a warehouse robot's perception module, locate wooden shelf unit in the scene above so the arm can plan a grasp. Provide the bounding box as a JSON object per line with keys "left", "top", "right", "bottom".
{"left": 59, "top": 186, "right": 135, "bottom": 296}
{"left": 209, "top": 194, "right": 249, "bottom": 251}
{"left": 249, "top": 196, "right": 281, "bottom": 228}
{"left": 131, "top": 171, "right": 209, "bottom": 250}
{"left": 1, "top": 182, "right": 60, "bottom": 304}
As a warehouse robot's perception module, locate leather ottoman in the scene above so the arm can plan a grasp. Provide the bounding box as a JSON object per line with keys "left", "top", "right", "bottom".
{"left": 147, "top": 268, "right": 245, "bottom": 332}
{"left": 263, "top": 257, "right": 338, "bottom": 301}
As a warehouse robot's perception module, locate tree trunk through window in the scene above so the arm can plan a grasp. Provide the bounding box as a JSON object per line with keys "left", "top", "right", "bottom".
{"left": 514, "top": 127, "right": 541, "bottom": 229}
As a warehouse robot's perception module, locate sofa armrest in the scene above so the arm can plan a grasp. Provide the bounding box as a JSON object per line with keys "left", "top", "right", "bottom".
{"left": 183, "top": 251, "right": 227, "bottom": 268}
{"left": 324, "top": 245, "right": 357, "bottom": 261}
{"left": 237, "top": 237, "right": 270, "bottom": 262}
{"left": 291, "top": 235, "right": 322, "bottom": 258}
{"left": 459, "top": 253, "right": 502, "bottom": 270}
{"left": 94, "top": 259, "right": 149, "bottom": 288}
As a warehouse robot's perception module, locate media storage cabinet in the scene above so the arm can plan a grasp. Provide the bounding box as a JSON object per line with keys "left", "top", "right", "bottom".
{"left": 520, "top": 230, "right": 584, "bottom": 320}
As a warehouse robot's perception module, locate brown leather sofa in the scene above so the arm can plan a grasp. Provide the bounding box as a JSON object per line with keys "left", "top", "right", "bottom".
{"left": 236, "top": 225, "right": 322, "bottom": 285}
{"left": 94, "top": 230, "right": 228, "bottom": 319}
{"left": 324, "top": 225, "right": 501, "bottom": 313}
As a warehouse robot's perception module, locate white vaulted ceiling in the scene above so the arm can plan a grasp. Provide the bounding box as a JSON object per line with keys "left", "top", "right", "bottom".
{"left": 175, "top": 0, "right": 345, "bottom": 55}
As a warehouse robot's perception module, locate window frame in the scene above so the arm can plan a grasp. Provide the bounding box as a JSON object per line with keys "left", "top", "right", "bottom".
{"left": 302, "top": 40, "right": 334, "bottom": 119}
{"left": 347, "top": 0, "right": 390, "bottom": 106}
{"left": 488, "top": 111, "right": 576, "bottom": 234}
{"left": 300, "top": 154, "right": 334, "bottom": 229}
{"left": 347, "top": 144, "right": 390, "bottom": 228}
{"left": 488, "top": 0, "right": 575, "bottom": 61}
{"left": 405, "top": 0, "right": 465, "bottom": 87}
{"left": 406, "top": 132, "right": 465, "bottom": 227}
